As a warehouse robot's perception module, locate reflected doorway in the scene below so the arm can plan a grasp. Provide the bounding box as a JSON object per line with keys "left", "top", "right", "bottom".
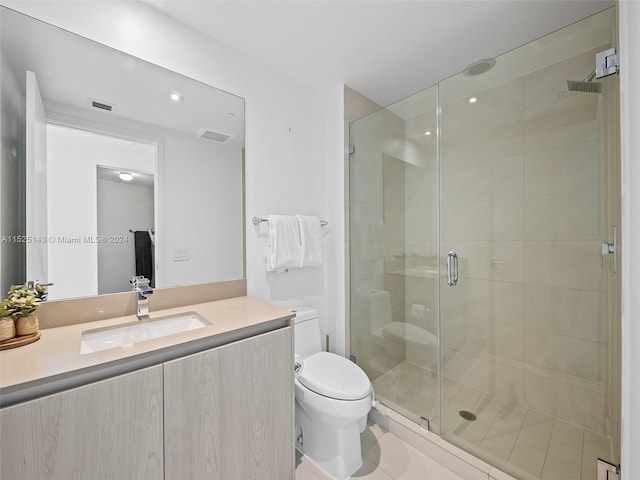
{"left": 96, "top": 166, "right": 154, "bottom": 295}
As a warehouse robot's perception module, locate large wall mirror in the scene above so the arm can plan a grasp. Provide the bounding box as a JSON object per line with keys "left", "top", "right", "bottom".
{"left": 0, "top": 6, "right": 245, "bottom": 301}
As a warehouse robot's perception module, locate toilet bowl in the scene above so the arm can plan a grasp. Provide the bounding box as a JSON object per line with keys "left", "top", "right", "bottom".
{"left": 366, "top": 290, "right": 439, "bottom": 372}
{"left": 290, "top": 307, "right": 372, "bottom": 480}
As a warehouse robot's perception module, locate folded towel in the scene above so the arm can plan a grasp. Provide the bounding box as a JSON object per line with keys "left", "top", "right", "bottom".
{"left": 266, "top": 215, "right": 302, "bottom": 271}
{"left": 296, "top": 215, "right": 322, "bottom": 267}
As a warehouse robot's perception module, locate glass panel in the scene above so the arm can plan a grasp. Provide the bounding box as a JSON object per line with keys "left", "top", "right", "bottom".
{"left": 438, "top": 8, "right": 618, "bottom": 480}
{"left": 349, "top": 86, "right": 440, "bottom": 431}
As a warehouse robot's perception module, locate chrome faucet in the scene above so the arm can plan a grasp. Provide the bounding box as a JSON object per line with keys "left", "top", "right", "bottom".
{"left": 131, "top": 276, "right": 153, "bottom": 320}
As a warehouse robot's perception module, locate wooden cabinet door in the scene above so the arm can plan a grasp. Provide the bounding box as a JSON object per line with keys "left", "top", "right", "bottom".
{"left": 164, "top": 327, "right": 294, "bottom": 480}
{"left": 0, "top": 365, "right": 164, "bottom": 480}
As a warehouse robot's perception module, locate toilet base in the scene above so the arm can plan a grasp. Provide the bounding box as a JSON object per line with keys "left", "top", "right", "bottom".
{"left": 295, "top": 401, "right": 365, "bottom": 480}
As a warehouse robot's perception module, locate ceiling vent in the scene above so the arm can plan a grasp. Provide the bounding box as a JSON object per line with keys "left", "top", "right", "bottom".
{"left": 197, "top": 128, "right": 231, "bottom": 143}
{"left": 89, "top": 98, "right": 115, "bottom": 112}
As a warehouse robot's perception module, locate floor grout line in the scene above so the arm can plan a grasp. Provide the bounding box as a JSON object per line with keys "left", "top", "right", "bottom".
{"left": 579, "top": 428, "right": 587, "bottom": 480}
{"left": 538, "top": 417, "right": 555, "bottom": 478}
{"left": 371, "top": 360, "right": 614, "bottom": 480}
{"left": 506, "top": 405, "right": 528, "bottom": 461}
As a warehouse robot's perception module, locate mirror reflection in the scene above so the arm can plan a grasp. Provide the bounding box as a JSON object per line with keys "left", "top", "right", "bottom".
{"left": 0, "top": 6, "right": 245, "bottom": 301}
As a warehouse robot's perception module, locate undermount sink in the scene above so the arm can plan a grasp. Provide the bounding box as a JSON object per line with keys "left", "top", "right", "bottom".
{"left": 80, "top": 312, "right": 210, "bottom": 354}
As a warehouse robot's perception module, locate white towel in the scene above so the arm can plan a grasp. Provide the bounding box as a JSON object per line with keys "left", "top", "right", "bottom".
{"left": 266, "top": 215, "right": 302, "bottom": 271}
{"left": 296, "top": 215, "right": 322, "bottom": 267}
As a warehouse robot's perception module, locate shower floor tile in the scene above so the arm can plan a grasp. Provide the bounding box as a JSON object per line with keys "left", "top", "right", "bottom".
{"left": 370, "top": 361, "right": 615, "bottom": 480}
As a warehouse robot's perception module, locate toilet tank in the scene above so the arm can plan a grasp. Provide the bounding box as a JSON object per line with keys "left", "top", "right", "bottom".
{"left": 292, "top": 307, "right": 322, "bottom": 359}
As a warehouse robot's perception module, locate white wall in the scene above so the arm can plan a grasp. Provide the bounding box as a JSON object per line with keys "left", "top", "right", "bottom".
{"left": 618, "top": 1, "right": 639, "bottom": 478}
{"left": 5, "top": 1, "right": 331, "bottom": 337}
{"left": 321, "top": 85, "right": 346, "bottom": 354}
{"left": 161, "top": 131, "right": 242, "bottom": 287}
{"left": 25, "top": 71, "right": 49, "bottom": 285}
{"left": 46, "top": 124, "right": 155, "bottom": 300}
{"left": 0, "top": 52, "right": 25, "bottom": 295}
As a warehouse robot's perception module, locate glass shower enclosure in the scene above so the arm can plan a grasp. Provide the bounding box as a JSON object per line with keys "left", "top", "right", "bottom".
{"left": 348, "top": 8, "right": 619, "bottom": 480}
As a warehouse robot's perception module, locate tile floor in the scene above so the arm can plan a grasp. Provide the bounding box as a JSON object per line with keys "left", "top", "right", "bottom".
{"left": 295, "top": 421, "right": 465, "bottom": 480}
{"left": 371, "top": 361, "right": 614, "bottom": 480}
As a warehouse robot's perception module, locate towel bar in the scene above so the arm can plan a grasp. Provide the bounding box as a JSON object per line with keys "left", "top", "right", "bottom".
{"left": 252, "top": 216, "right": 328, "bottom": 226}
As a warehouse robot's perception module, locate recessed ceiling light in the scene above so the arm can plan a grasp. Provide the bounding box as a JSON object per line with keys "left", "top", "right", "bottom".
{"left": 469, "top": 97, "right": 478, "bottom": 103}
{"left": 424, "top": 131, "right": 432, "bottom": 136}
{"left": 170, "top": 91, "right": 183, "bottom": 102}
{"left": 463, "top": 58, "right": 496, "bottom": 77}
{"left": 119, "top": 172, "right": 134, "bottom": 182}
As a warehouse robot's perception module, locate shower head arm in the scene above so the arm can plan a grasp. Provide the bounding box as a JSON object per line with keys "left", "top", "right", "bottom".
{"left": 585, "top": 70, "right": 597, "bottom": 82}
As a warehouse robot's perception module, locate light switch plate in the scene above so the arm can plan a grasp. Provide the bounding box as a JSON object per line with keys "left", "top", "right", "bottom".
{"left": 173, "top": 247, "right": 191, "bottom": 261}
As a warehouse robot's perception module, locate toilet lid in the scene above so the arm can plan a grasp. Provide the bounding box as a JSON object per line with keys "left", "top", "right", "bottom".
{"left": 297, "top": 352, "right": 371, "bottom": 401}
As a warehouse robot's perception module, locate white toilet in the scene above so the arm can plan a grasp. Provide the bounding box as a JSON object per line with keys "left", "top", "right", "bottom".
{"left": 292, "top": 307, "right": 372, "bottom": 480}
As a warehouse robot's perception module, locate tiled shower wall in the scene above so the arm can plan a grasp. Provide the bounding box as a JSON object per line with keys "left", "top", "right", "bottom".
{"left": 349, "top": 109, "right": 395, "bottom": 379}
{"left": 440, "top": 46, "right": 611, "bottom": 434}
{"left": 350, "top": 102, "right": 438, "bottom": 382}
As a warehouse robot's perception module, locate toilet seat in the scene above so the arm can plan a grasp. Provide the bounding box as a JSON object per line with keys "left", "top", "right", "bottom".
{"left": 381, "top": 321, "right": 438, "bottom": 347}
{"left": 297, "top": 352, "right": 371, "bottom": 401}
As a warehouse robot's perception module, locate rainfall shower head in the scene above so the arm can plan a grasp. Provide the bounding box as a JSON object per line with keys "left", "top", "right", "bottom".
{"left": 567, "top": 70, "right": 602, "bottom": 94}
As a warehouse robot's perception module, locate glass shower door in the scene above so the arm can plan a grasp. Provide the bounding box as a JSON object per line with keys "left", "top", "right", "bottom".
{"left": 349, "top": 86, "right": 440, "bottom": 430}
{"left": 438, "top": 8, "right": 618, "bottom": 480}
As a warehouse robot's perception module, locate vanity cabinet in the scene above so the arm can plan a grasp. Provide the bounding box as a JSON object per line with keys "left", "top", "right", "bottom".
{"left": 0, "top": 365, "right": 164, "bottom": 480}
{"left": 163, "top": 327, "right": 294, "bottom": 480}
{"left": 0, "top": 325, "right": 294, "bottom": 480}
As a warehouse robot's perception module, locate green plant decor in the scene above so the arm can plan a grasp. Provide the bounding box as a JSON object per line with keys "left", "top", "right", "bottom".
{"left": 5, "top": 286, "right": 41, "bottom": 317}
{"left": 34, "top": 284, "right": 48, "bottom": 301}
{"left": 0, "top": 299, "right": 12, "bottom": 319}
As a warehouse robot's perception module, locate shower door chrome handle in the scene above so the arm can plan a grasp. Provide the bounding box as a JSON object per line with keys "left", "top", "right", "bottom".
{"left": 446, "top": 251, "right": 458, "bottom": 287}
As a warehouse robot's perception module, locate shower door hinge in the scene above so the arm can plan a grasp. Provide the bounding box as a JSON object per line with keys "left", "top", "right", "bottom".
{"left": 597, "top": 458, "right": 619, "bottom": 480}
{"left": 347, "top": 145, "right": 356, "bottom": 155}
{"left": 601, "top": 226, "right": 618, "bottom": 273}
{"left": 596, "top": 48, "right": 618, "bottom": 79}
{"left": 419, "top": 416, "right": 430, "bottom": 431}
